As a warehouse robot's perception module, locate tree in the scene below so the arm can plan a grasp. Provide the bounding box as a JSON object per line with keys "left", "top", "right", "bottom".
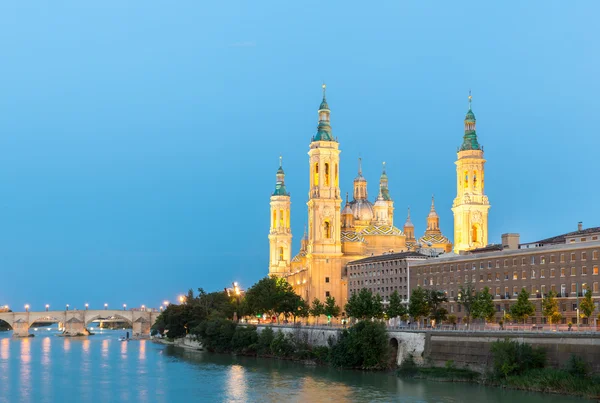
{"left": 294, "top": 299, "right": 310, "bottom": 323}
{"left": 447, "top": 314, "right": 458, "bottom": 329}
{"left": 344, "top": 289, "right": 383, "bottom": 320}
{"left": 542, "top": 290, "right": 562, "bottom": 326}
{"left": 427, "top": 289, "right": 448, "bottom": 326}
{"left": 455, "top": 282, "right": 476, "bottom": 324}
{"left": 243, "top": 276, "right": 300, "bottom": 321}
{"left": 408, "top": 287, "right": 430, "bottom": 326}
{"left": 309, "top": 298, "right": 325, "bottom": 325}
{"left": 324, "top": 296, "right": 341, "bottom": 323}
{"left": 386, "top": 290, "right": 407, "bottom": 321}
{"left": 510, "top": 288, "right": 535, "bottom": 324}
{"left": 472, "top": 287, "right": 496, "bottom": 323}
{"left": 579, "top": 289, "right": 595, "bottom": 323}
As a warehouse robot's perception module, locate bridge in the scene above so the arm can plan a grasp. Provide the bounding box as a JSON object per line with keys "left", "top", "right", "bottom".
{"left": 0, "top": 309, "right": 160, "bottom": 337}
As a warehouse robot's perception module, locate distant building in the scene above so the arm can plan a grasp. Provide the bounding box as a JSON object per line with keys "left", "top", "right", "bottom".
{"left": 411, "top": 224, "right": 600, "bottom": 325}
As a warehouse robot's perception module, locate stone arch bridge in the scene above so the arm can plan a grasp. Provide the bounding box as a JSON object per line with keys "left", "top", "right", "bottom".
{"left": 0, "top": 310, "right": 160, "bottom": 337}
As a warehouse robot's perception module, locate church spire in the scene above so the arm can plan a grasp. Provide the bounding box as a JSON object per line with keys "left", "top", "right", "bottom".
{"left": 273, "top": 156, "right": 289, "bottom": 196}
{"left": 353, "top": 157, "right": 367, "bottom": 200}
{"left": 460, "top": 90, "right": 480, "bottom": 151}
{"left": 379, "top": 161, "right": 392, "bottom": 201}
{"left": 314, "top": 83, "right": 334, "bottom": 142}
{"left": 426, "top": 194, "right": 440, "bottom": 233}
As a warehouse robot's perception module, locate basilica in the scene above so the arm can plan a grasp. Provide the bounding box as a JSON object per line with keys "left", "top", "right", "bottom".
{"left": 267, "top": 86, "right": 488, "bottom": 306}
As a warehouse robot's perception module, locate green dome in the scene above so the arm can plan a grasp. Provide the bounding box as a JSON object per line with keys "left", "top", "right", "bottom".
{"left": 273, "top": 183, "right": 288, "bottom": 196}
{"left": 314, "top": 122, "right": 334, "bottom": 141}
{"left": 319, "top": 99, "right": 329, "bottom": 110}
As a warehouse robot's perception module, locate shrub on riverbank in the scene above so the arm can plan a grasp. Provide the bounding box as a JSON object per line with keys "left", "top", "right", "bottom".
{"left": 329, "top": 321, "right": 390, "bottom": 369}
{"left": 397, "top": 357, "right": 479, "bottom": 381}
{"left": 490, "top": 338, "right": 546, "bottom": 378}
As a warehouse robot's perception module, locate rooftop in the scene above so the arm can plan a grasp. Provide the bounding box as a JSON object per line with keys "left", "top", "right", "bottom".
{"left": 347, "top": 251, "right": 427, "bottom": 265}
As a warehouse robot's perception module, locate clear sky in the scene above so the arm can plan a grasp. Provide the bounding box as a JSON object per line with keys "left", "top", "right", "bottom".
{"left": 0, "top": 2, "right": 598, "bottom": 311}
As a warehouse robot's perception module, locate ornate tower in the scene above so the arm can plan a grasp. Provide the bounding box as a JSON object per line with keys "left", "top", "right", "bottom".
{"left": 452, "top": 92, "right": 490, "bottom": 253}
{"left": 426, "top": 196, "right": 441, "bottom": 234}
{"left": 307, "top": 84, "right": 342, "bottom": 255}
{"left": 379, "top": 161, "right": 394, "bottom": 226}
{"left": 306, "top": 84, "right": 343, "bottom": 303}
{"left": 403, "top": 207, "right": 415, "bottom": 243}
{"left": 268, "top": 157, "right": 292, "bottom": 275}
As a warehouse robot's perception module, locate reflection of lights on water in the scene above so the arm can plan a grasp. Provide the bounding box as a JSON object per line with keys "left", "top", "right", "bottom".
{"left": 226, "top": 365, "right": 247, "bottom": 402}
{"left": 34, "top": 328, "right": 38, "bottom": 331}
{"left": 47, "top": 328, "right": 51, "bottom": 331}
{"left": 1, "top": 338, "right": 9, "bottom": 360}
{"left": 139, "top": 340, "right": 146, "bottom": 361}
{"left": 102, "top": 339, "right": 109, "bottom": 359}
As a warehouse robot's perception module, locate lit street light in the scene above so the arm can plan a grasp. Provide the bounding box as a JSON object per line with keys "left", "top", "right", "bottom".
{"left": 85, "top": 303, "right": 89, "bottom": 311}
{"left": 123, "top": 304, "right": 127, "bottom": 311}
{"left": 179, "top": 295, "right": 185, "bottom": 304}
{"left": 66, "top": 304, "right": 69, "bottom": 311}
{"left": 45, "top": 304, "right": 49, "bottom": 312}
{"left": 141, "top": 305, "right": 146, "bottom": 312}
{"left": 104, "top": 303, "right": 108, "bottom": 310}
{"left": 25, "top": 304, "right": 29, "bottom": 312}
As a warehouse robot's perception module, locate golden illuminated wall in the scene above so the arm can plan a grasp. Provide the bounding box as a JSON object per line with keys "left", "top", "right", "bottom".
{"left": 452, "top": 149, "right": 490, "bottom": 252}
{"left": 269, "top": 194, "right": 292, "bottom": 275}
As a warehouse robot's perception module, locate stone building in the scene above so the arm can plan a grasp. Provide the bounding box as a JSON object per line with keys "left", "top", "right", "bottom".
{"left": 411, "top": 224, "right": 600, "bottom": 325}
{"left": 268, "top": 85, "right": 453, "bottom": 307}
{"left": 346, "top": 251, "right": 427, "bottom": 304}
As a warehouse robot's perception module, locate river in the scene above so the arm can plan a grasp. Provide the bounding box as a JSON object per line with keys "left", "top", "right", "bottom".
{"left": 0, "top": 328, "right": 588, "bottom": 402}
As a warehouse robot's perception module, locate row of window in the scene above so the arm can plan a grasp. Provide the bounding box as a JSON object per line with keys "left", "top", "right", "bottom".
{"left": 348, "top": 268, "right": 408, "bottom": 279}
{"left": 416, "top": 250, "right": 600, "bottom": 275}
{"left": 420, "top": 265, "right": 600, "bottom": 286}
{"left": 422, "top": 282, "right": 600, "bottom": 297}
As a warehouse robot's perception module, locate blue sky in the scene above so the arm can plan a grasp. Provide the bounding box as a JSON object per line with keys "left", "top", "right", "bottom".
{"left": 0, "top": 2, "right": 598, "bottom": 310}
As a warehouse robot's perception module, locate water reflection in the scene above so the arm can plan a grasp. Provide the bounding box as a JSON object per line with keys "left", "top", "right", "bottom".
{"left": 225, "top": 365, "right": 248, "bottom": 403}
{"left": 20, "top": 338, "right": 31, "bottom": 403}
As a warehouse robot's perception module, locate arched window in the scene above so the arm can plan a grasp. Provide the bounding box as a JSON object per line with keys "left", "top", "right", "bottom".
{"left": 272, "top": 210, "right": 276, "bottom": 229}
{"left": 464, "top": 171, "right": 469, "bottom": 189}
{"left": 472, "top": 225, "right": 478, "bottom": 243}
{"left": 335, "top": 164, "right": 338, "bottom": 186}
{"left": 279, "top": 209, "right": 284, "bottom": 228}
{"left": 324, "top": 163, "right": 330, "bottom": 186}
{"left": 314, "top": 163, "right": 319, "bottom": 186}
{"left": 286, "top": 210, "right": 290, "bottom": 229}
{"left": 279, "top": 247, "right": 284, "bottom": 261}
{"left": 473, "top": 171, "right": 477, "bottom": 188}
{"left": 324, "top": 221, "right": 331, "bottom": 238}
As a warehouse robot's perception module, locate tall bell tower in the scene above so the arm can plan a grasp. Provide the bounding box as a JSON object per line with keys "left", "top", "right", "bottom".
{"left": 268, "top": 157, "right": 292, "bottom": 275}
{"left": 306, "top": 84, "right": 343, "bottom": 303}
{"left": 452, "top": 92, "right": 490, "bottom": 253}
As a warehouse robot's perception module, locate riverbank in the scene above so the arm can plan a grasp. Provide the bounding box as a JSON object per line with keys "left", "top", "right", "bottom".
{"left": 153, "top": 335, "right": 203, "bottom": 351}
{"left": 397, "top": 357, "right": 600, "bottom": 400}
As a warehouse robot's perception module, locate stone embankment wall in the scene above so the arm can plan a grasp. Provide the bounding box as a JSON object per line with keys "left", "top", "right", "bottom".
{"left": 155, "top": 335, "right": 203, "bottom": 350}
{"left": 258, "top": 325, "right": 600, "bottom": 373}
{"left": 425, "top": 331, "right": 600, "bottom": 373}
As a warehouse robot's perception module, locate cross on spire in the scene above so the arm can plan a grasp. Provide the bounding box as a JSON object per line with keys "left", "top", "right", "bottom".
{"left": 468, "top": 90, "right": 472, "bottom": 110}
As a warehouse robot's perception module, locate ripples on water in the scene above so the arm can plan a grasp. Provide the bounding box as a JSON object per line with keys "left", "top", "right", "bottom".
{"left": 0, "top": 330, "right": 587, "bottom": 402}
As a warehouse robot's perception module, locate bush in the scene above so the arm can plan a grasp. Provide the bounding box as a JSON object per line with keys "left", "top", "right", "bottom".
{"left": 257, "top": 327, "right": 275, "bottom": 355}
{"left": 197, "top": 318, "right": 237, "bottom": 352}
{"left": 566, "top": 354, "right": 589, "bottom": 378}
{"left": 231, "top": 325, "right": 258, "bottom": 354}
{"left": 490, "top": 338, "right": 546, "bottom": 378}
{"left": 312, "top": 346, "right": 330, "bottom": 363}
{"left": 329, "top": 321, "right": 390, "bottom": 369}
{"left": 270, "top": 330, "right": 295, "bottom": 358}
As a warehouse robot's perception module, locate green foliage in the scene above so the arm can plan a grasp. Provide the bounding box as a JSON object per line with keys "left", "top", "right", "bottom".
{"left": 447, "top": 315, "right": 457, "bottom": 325}
{"left": 579, "top": 290, "right": 595, "bottom": 319}
{"left": 490, "top": 338, "right": 546, "bottom": 378}
{"left": 243, "top": 276, "right": 300, "bottom": 320}
{"left": 257, "top": 327, "right": 275, "bottom": 355}
{"left": 542, "top": 291, "right": 562, "bottom": 324}
{"left": 344, "top": 289, "right": 384, "bottom": 320}
{"left": 427, "top": 289, "right": 448, "bottom": 325}
{"left": 408, "top": 287, "right": 429, "bottom": 323}
{"left": 294, "top": 299, "right": 310, "bottom": 322}
{"left": 386, "top": 290, "right": 406, "bottom": 319}
{"left": 312, "top": 346, "right": 330, "bottom": 363}
{"left": 510, "top": 288, "right": 535, "bottom": 323}
{"left": 502, "top": 368, "right": 600, "bottom": 399}
{"left": 455, "top": 282, "right": 476, "bottom": 322}
{"left": 329, "top": 321, "right": 389, "bottom": 369}
{"left": 397, "top": 356, "right": 418, "bottom": 377}
{"left": 309, "top": 298, "right": 325, "bottom": 324}
{"left": 230, "top": 325, "right": 258, "bottom": 354}
{"left": 196, "top": 318, "right": 237, "bottom": 353}
{"left": 270, "top": 330, "right": 295, "bottom": 357}
{"left": 566, "top": 354, "right": 589, "bottom": 378}
{"left": 472, "top": 286, "right": 495, "bottom": 323}
{"left": 324, "top": 296, "right": 341, "bottom": 321}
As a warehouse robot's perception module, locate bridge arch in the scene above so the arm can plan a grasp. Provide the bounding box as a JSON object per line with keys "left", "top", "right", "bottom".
{"left": 0, "top": 318, "right": 12, "bottom": 330}
{"left": 389, "top": 337, "right": 400, "bottom": 367}
{"left": 28, "top": 315, "right": 62, "bottom": 328}
{"left": 84, "top": 313, "right": 133, "bottom": 328}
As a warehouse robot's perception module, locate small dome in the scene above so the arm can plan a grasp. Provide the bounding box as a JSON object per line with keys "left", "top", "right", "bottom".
{"left": 319, "top": 99, "right": 329, "bottom": 110}
{"left": 404, "top": 220, "right": 414, "bottom": 228}
{"left": 342, "top": 204, "right": 353, "bottom": 215}
{"left": 349, "top": 199, "right": 374, "bottom": 222}
{"left": 354, "top": 174, "right": 367, "bottom": 183}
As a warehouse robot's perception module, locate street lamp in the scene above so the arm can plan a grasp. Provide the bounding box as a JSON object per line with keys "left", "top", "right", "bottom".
{"left": 66, "top": 304, "right": 69, "bottom": 311}
{"left": 104, "top": 303, "right": 108, "bottom": 310}
{"left": 163, "top": 300, "right": 169, "bottom": 307}
{"left": 141, "top": 305, "right": 145, "bottom": 311}
{"left": 123, "top": 304, "right": 127, "bottom": 311}
{"left": 25, "top": 304, "right": 29, "bottom": 312}
{"left": 45, "top": 304, "right": 49, "bottom": 312}
{"left": 85, "top": 303, "right": 89, "bottom": 311}
{"left": 179, "top": 295, "right": 185, "bottom": 304}
{"left": 160, "top": 306, "right": 163, "bottom": 312}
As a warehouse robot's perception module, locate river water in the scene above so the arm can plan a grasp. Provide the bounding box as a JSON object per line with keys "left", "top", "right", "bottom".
{"left": 0, "top": 328, "right": 587, "bottom": 402}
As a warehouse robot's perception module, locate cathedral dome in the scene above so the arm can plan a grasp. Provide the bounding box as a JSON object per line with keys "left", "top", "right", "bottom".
{"left": 349, "top": 199, "right": 374, "bottom": 222}
{"left": 465, "top": 108, "right": 476, "bottom": 122}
